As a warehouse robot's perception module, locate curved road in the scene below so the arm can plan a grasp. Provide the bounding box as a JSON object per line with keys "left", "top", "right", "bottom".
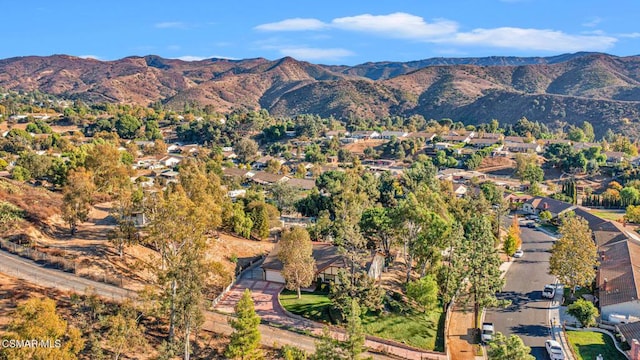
{"left": 484, "top": 225, "right": 557, "bottom": 359}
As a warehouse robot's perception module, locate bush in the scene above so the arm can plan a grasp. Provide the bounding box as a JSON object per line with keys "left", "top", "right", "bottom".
{"left": 567, "top": 298, "right": 598, "bottom": 327}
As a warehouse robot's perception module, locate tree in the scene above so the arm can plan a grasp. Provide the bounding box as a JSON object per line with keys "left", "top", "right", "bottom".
{"left": 330, "top": 270, "right": 384, "bottom": 317}
{"left": 621, "top": 186, "right": 640, "bottom": 207}
{"left": 62, "top": 168, "right": 95, "bottom": 235}
{"left": 503, "top": 217, "right": 521, "bottom": 258}
{"left": 514, "top": 153, "right": 538, "bottom": 181}
{"left": 521, "top": 163, "right": 544, "bottom": 184}
{"left": 234, "top": 138, "right": 259, "bottom": 163}
{"left": 567, "top": 298, "right": 598, "bottom": 328}
{"left": 627, "top": 205, "right": 640, "bottom": 223}
{"left": 343, "top": 299, "right": 365, "bottom": 360}
{"left": 278, "top": 227, "right": 316, "bottom": 298}
{"left": 460, "top": 215, "right": 505, "bottom": 328}
{"left": 108, "top": 186, "right": 140, "bottom": 257}
{"left": 359, "top": 206, "right": 395, "bottom": 257}
{"left": 539, "top": 210, "right": 552, "bottom": 223}
{"left": 226, "top": 289, "right": 262, "bottom": 360}
{"left": 103, "top": 302, "right": 145, "bottom": 360}
{"left": 549, "top": 214, "right": 598, "bottom": 296}
{"left": 16, "top": 151, "right": 52, "bottom": 180}
{"left": 2, "top": 297, "right": 84, "bottom": 360}
{"left": 313, "top": 327, "right": 349, "bottom": 360}
{"left": 406, "top": 275, "right": 439, "bottom": 311}
{"left": 487, "top": 332, "right": 534, "bottom": 360}
{"left": 146, "top": 188, "right": 214, "bottom": 359}
{"left": 10, "top": 165, "right": 30, "bottom": 181}
{"left": 115, "top": 114, "right": 142, "bottom": 139}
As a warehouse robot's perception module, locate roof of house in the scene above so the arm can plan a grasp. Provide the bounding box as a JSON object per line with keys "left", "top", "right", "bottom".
{"left": 477, "top": 133, "right": 502, "bottom": 139}
{"left": 505, "top": 142, "right": 540, "bottom": 149}
{"left": 469, "top": 138, "right": 499, "bottom": 145}
{"left": 406, "top": 132, "right": 435, "bottom": 140}
{"left": 504, "top": 136, "right": 526, "bottom": 143}
{"left": 598, "top": 238, "right": 640, "bottom": 308}
{"left": 442, "top": 135, "right": 469, "bottom": 142}
{"left": 286, "top": 178, "right": 316, "bottom": 190}
{"left": 605, "top": 151, "right": 626, "bottom": 161}
{"left": 262, "top": 242, "right": 345, "bottom": 272}
{"left": 222, "top": 167, "right": 250, "bottom": 178}
{"left": 617, "top": 322, "right": 640, "bottom": 343}
{"left": 380, "top": 130, "right": 408, "bottom": 137}
{"left": 250, "top": 171, "right": 288, "bottom": 184}
{"left": 524, "top": 196, "right": 575, "bottom": 215}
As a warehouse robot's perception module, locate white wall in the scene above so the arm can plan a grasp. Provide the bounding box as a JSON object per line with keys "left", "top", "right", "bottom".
{"left": 264, "top": 269, "right": 285, "bottom": 283}
{"left": 602, "top": 300, "right": 640, "bottom": 321}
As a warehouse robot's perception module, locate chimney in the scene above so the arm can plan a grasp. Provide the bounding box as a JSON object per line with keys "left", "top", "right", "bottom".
{"left": 632, "top": 339, "right": 640, "bottom": 360}
{"left": 603, "top": 278, "right": 608, "bottom": 291}
{"left": 543, "top": 202, "right": 549, "bottom": 210}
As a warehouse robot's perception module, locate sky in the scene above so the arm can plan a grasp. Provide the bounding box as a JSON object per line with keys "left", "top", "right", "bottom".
{"left": 2, "top": 0, "right": 639, "bottom": 65}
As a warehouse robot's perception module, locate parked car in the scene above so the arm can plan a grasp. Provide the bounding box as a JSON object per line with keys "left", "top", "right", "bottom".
{"left": 513, "top": 249, "right": 524, "bottom": 258}
{"left": 527, "top": 222, "right": 536, "bottom": 228}
{"left": 481, "top": 322, "right": 494, "bottom": 344}
{"left": 542, "top": 284, "right": 556, "bottom": 299}
{"left": 545, "top": 339, "right": 565, "bottom": 360}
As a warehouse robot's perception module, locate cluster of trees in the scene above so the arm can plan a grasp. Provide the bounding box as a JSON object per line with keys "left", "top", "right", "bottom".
{"left": 583, "top": 180, "right": 640, "bottom": 209}
{"left": 294, "top": 156, "right": 506, "bottom": 327}
{"left": 222, "top": 191, "right": 280, "bottom": 240}
{"left": 544, "top": 143, "right": 606, "bottom": 174}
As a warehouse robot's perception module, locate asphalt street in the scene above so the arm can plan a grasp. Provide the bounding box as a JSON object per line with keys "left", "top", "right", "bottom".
{"left": 484, "top": 224, "right": 558, "bottom": 360}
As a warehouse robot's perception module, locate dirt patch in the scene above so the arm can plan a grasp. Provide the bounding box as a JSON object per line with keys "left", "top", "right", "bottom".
{"left": 342, "top": 139, "right": 388, "bottom": 155}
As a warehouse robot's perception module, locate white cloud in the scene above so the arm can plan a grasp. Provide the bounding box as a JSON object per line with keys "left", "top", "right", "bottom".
{"left": 444, "top": 27, "right": 617, "bottom": 52}
{"left": 155, "top": 22, "right": 186, "bottom": 29}
{"left": 255, "top": 13, "right": 618, "bottom": 53}
{"left": 582, "top": 17, "right": 602, "bottom": 28}
{"left": 167, "top": 45, "right": 181, "bottom": 51}
{"left": 255, "top": 18, "right": 327, "bottom": 32}
{"left": 278, "top": 47, "right": 354, "bottom": 61}
{"left": 619, "top": 32, "right": 640, "bottom": 38}
{"left": 331, "top": 13, "right": 458, "bottom": 39}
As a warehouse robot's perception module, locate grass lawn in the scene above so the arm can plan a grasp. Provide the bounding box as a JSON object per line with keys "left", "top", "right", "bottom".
{"left": 566, "top": 331, "right": 626, "bottom": 360}
{"left": 280, "top": 290, "right": 333, "bottom": 323}
{"left": 362, "top": 307, "right": 444, "bottom": 351}
{"left": 279, "top": 290, "right": 444, "bottom": 351}
{"left": 590, "top": 209, "right": 625, "bottom": 222}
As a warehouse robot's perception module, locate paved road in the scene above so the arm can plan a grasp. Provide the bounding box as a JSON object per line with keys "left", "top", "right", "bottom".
{"left": 485, "top": 225, "right": 557, "bottom": 359}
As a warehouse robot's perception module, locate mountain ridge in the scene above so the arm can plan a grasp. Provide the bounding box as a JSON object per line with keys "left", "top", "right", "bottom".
{"left": 2, "top": 52, "right": 640, "bottom": 136}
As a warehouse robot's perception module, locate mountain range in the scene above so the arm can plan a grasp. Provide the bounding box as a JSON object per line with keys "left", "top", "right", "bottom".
{"left": 2, "top": 52, "right": 640, "bottom": 137}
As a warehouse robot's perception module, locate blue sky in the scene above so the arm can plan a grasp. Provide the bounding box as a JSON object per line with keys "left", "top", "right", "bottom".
{"left": 2, "top": 0, "right": 639, "bottom": 65}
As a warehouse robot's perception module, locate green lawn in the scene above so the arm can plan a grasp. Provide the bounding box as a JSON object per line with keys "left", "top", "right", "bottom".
{"left": 590, "top": 209, "right": 625, "bottom": 222}
{"left": 280, "top": 290, "right": 333, "bottom": 323}
{"left": 362, "top": 307, "right": 444, "bottom": 351}
{"left": 566, "top": 331, "right": 626, "bottom": 360}
{"left": 279, "top": 290, "right": 444, "bottom": 351}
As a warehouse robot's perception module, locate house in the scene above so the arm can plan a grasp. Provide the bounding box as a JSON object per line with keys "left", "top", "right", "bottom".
{"left": 159, "top": 170, "right": 180, "bottom": 183}
{"left": 505, "top": 142, "right": 542, "bottom": 153}
{"left": 227, "top": 189, "right": 247, "bottom": 199}
{"left": 572, "top": 142, "right": 601, "bottom": 152}
{"left": 324, "top": 130, "right": 350, "bottom": 139}
{"left": 351, "top": 131, "right": 380, "bottom": 140}
{"left": 159, "top": 155, "right": 183, "bottom": 167}
{"left": 262, "top": 242, "right": 347, "bottom": 284}
{"left": 127, "top": 211, "right": 147, "bottom": 227}
{"left": 249, "top": 171, "right": 289, "bottom": 185}
{"left": 452, "top": 184, "right": 468, "bottom": 197}
{"left": 406, "top": 132, "right": 436, "bottom": 141}
{"left": 604, "top": 151, "right": 627, "bottom": 166}
{"left": 380, "top": 131, "right": 409, "bottom": 139}
{"left": 222, "top": 167, "right": 251, "bottom": 180}
{"left": 286, "top": 178, "right": 316, "bottom": 191}
{"left": 476, "top": 133, "right": 502, "bottom": 140}
{"left": 441, "top": 135, "right": 471, "bottom": 144}
{"left": 469, "top": 138, "right": 500, "bottom": 149}
{"left": 522, "top": 196, "right": 575, "bottom": 218}
{"left": 253, "top": 155, "right": 285, "bottom": 169}
{"left": 434, "top": 142, "right": 454, "bottom": 151}
{"left": 503, "top": 136, "right": 526, "bottom": 143}
{"left": 597, "top": 238, "right": 640, "bottom": 322}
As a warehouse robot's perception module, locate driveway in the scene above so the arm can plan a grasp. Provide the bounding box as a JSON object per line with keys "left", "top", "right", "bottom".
{"left": 215, "top": 277, "right": 447, "bottom": 360}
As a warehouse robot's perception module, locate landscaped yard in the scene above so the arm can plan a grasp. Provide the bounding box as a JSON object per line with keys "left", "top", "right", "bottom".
{"left": 279, "top": 290, "right": 333, "bottom": 323}
{"left": 279, "top": 290, "right": 444, "bottom": 351}
{"left": 566, "top": 330, "right": 626, "bottom": 360}
{"left": 590, "top": 209, "right": 625, "bottom": 222}
{"left": 562, "top": 286, "right": 593, "bottom": 306}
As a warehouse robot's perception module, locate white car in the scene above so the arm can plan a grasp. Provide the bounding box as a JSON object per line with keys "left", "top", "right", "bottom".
{"left": 513, "top": 249, "right": 524, "bottom": 258}
{"left": 481, "top": 322, "right": 494, "bottom": 344}
{"left": 542, "top": 284, "right": 556, "bottom": 299}
{"left": 545, "top": 339, "right": 565, "bottom": 360}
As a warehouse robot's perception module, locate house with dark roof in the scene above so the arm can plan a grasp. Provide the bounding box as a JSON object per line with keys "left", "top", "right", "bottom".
{"left": 522, "top": 196, "right": 575, "bottom": 218}
{"left": 250, "top": 171, "right": 289, "bottom": 185}
{"left": 597, "top": 237, "right": 640, "bottom": 321}
{"left": 286, "top": 178, "right": 316, "bottom": 191}
{"left": 262, "top": 242, "right": 347, "bottom": 284}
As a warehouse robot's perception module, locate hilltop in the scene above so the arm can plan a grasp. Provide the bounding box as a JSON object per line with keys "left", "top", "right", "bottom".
{"left": 2, "top": 52, "right": 640, "bottom": 136}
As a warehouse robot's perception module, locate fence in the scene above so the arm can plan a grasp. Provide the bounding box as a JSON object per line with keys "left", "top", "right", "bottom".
{"left": 0, "top": 238, "right": 124, "bottom": 288}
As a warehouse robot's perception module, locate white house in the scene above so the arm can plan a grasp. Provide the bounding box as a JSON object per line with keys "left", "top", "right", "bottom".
{"left": 159, "top": 155, "right": 183, "bottom": 167}
{"left": 380, "top": 131, "right": 409, "bottom": 139}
